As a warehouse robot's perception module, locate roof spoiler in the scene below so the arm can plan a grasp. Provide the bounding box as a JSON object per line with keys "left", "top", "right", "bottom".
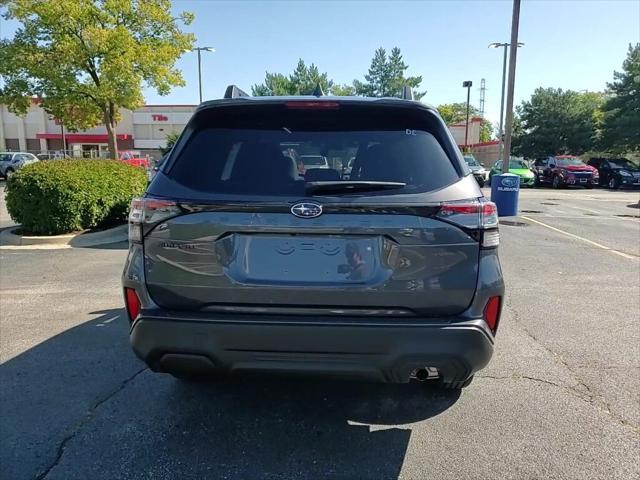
{"left": 223, "top": 85, "right": 250, "bottom": 99}
{"left": 401, "top": 85, "right": 415, "bottom": 100}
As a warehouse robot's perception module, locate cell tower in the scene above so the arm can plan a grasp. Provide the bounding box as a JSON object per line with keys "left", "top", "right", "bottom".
{"left": 479, "top": 78, "right": 486, "bottom": 118}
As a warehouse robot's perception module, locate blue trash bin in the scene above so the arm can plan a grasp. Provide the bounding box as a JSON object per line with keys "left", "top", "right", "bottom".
{"left": 490, "top": 173, "right": 520, "bottom": 217}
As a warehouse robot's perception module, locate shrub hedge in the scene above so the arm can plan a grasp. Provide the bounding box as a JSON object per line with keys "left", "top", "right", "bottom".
{"left": 6, "top": 159, "right": 147, "bottom": 235}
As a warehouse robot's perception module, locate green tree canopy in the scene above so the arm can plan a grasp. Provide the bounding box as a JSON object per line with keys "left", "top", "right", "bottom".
{"left": 437, "top": 102, "right": 493, "bottom": 142}
{"left": 353, "top": 47, "right": 425, "bottom": 99}
{"left": 513, "top": 87, "right": 604, "bottom": 158}
{"left": 252, "top": 59, "right": 335, "bottom": 96}
{"left": 599, "top": 43, "right": 640, "bottom": 153}
{"left": 0, "top": 0, "right": 194, "bottom": 159}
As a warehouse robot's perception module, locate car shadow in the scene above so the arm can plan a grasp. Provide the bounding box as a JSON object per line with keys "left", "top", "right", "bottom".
{"left": 0, "top": 309, "right": 461, "bottom": 480}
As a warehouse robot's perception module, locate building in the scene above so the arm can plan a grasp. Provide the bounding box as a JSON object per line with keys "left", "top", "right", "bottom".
{"left": 0, "top": 101, "right": 196, "bottom": 160}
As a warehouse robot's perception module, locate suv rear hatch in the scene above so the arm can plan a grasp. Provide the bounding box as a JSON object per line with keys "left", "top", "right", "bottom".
{"left": 137, "top": 100, "right": 493, "bottom": 317}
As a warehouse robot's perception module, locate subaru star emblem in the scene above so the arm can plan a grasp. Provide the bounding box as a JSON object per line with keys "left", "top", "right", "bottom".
{"left": 291, "top": 202, "right": 323, "bottom": 218}
{"left": 501, "top": 176, "right": 519, "bottom": 188}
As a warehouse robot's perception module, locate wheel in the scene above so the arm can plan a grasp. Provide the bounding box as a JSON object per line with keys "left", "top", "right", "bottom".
{"left": 4, "top": 168, "right": 14, "bottom": 179}
{"left": 608, "top": 177, "right": 619, "bottom": 190}
{"left": 438, "top": 375, "right": 474, "bottom": 390}
{"left": 552, "top": 175, "right": 562, "bottom": 189}
{"left": 534, "top": 175, "right": 541, "bottom": 187}
{"left": 476, "top": 177, "right": 485, "bottom": 188}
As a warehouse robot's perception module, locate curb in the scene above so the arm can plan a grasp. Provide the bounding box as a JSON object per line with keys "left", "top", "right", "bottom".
{"left": 0, "top": 224, "right": 128, "bottom": 248}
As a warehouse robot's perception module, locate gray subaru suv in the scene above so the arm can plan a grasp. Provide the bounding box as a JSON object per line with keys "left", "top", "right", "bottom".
{"left": 122, "top": 89, "right": 504, "bottom": 389}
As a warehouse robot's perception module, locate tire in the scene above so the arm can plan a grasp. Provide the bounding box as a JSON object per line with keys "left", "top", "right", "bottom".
{"left": 608, "top": 177, "right": 619, "bottom": 190}
{"left": 438, "top": 375, "right": 474, "bottom": 390}
{"left": 586, "top": 184, "right": 594, "bottom": 189}
{"left": 476, "top": 177, "right": 485, "bottom": 188}
{"left": 487, "top": 175, "right": 492, "bottom": 187}
{"left": 552, "top": 175, "right": 562, "bottom": 189}
{"left": 534, "top": 175, "right": 541, "bottom": 187}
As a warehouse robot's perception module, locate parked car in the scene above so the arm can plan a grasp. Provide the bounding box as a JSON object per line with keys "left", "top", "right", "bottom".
{"left": 488, "top": 157, "right": 535, "bottom": 187}
{"left": 463, "top": 154, "right": 488, "bottom": 187}
{"left": 119, "top": 150, "right": 150, "bottom": 169}
{"left": 587, "top": 158, "right": 640, "bottom": 189}
{"left": 0, "top": 152, "right": 39, "bottom": 178}
{"left": 532, "top": 155, "right": 598, "bottom": 189}
{"left": 123, "top": 90, "right": 504, "bottom": 390}
{"left": 36, "top": 151, "right": 71, "bottom": 160}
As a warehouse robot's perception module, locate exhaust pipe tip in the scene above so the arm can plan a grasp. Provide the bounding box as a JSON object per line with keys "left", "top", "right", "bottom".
{"left": 410, "top": 367, "right": 439, "bottom": 382}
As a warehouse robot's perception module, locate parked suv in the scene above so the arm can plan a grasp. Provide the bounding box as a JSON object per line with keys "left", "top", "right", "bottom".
{"left": 0, "top": 152, "right": 38, "bottom": 178}
{"left": 122, "top": 91, "right": 504, "bottom": 389}
{"left": 587, "top": 158, "right": 640, "bottom": 189}
{"left": 532, "top": 155, "right": 598, "bottom": 188}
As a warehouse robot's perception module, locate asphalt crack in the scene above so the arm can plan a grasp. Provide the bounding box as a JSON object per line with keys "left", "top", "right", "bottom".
{"left": 34, "top": 367, "right": 148, "bottom": 480}
{"left": 502, "top": 298, "right": 639, "bottom": 433}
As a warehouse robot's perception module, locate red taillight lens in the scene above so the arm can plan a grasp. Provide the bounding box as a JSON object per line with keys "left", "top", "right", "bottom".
{"left": 125, "top": 288, "right": 141, "bottom": 322}
{"left": 285, "top": 101, "right": 340, "bottom": 109}
{"left": 128, "top": 197, "right": 179, "bottom": 243}
{"left": 437, "top": 200, "right": 499, "bottom": 234}
{"left": 483, "top": 296, "right": 502, "bottom": 334}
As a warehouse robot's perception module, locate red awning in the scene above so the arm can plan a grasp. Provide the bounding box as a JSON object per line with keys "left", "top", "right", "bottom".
{"left": 36, "top": 133, "right": 132, "bottom": 142}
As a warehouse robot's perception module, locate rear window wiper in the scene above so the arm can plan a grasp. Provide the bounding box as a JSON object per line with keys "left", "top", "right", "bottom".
{"left": 305, "top": 181, "right": 406, "bottom": 195}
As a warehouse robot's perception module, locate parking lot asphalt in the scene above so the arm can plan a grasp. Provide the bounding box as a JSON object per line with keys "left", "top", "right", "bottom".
{"left": 1, "top": 186, "right": 639, "bottom": 480}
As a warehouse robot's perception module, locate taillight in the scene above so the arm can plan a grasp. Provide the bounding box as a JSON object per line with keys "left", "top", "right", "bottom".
{"left": 125, "top": 288, "right": 141, "bottom": 322}
{"left": 483, "top": 296, "right": 502, "bottom": 334}
{"left": 285, "top": 101, "right": 340, "bottom": 109}
{"left": 437, "top": 200, "right": 499, "bottom": 248}
{"left": 128, "top": 197, "right": 179, "bottom": 243}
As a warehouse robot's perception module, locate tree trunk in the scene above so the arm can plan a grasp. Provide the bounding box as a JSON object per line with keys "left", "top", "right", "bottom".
{"left": 103, "top": 103, "right": 118, "bottom": 160}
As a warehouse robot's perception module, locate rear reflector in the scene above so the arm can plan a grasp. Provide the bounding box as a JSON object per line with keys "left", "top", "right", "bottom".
{"left": 125, "top": 288, "right": 141, "bottom": 322}
{"left": 285, "top": 101, "right": 340, "bottom": 109}
{"left": 483, "top": 296, "right": 502, "bottom": 334}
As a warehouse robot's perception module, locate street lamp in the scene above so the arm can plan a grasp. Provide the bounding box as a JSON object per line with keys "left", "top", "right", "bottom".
{"left": 488, "top": 41, "right": 524, "bottom": 163}
{"left": 189, "top": 47, "right": 215, "bottom": 103}
{"left": 462, "top": 80, "right": 473, "bottom": 150}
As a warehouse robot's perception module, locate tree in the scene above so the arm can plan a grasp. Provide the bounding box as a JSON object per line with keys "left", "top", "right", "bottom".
{"left": 252, "top": 59, "right": 335, "bottom": 96}
{"left": 600, "top": 43, "right": 640, "bottom": 153}
{"left": 436, "top": 103, "right": 493, "bottom": 142}
{"left": 330, "top": 84, "right": 356, "bottom": 96}
{"left": 0, "top": 0, "right": 194, "bottom": 159}
{"left": 160, "top": 131, "right": 180, "bottom": 156}
{"left": 353, "top": 47, "right": 425, "bottom": 99}
{"left": 514, "top": 88, "right": 604, "bottom": 158}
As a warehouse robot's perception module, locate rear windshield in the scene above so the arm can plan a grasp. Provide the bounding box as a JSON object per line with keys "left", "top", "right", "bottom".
{"left": 166, "top": 105, "right": 460, "bottom": 196}
{"left": 556, "top": 157, "right": 584, "bottom": 166}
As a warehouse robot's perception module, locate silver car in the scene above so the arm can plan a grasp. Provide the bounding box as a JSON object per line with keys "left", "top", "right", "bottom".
{"left": 122, "top": 92, "right": 504, "bottom": 389}
{"left": 0, "top": 152, "right": 39, "bottom": 178}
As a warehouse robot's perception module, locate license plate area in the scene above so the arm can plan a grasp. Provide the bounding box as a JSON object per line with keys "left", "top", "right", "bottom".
{"left": 218, "top": 234, "right": 392, "bottom": 286}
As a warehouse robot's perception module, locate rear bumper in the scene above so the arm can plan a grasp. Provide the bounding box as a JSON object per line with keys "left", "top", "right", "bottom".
{"left": 130, "top": 313, "right": 494, "bottom": 383}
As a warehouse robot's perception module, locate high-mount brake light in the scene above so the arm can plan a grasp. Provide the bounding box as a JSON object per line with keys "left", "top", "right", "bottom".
{"left": 285, "top": 101, "right": 340, "bottom": 110}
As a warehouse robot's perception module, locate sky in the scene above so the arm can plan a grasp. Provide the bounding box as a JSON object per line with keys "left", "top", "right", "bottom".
{"left": 1, "top": 0, "right": 639, "bottom": 127}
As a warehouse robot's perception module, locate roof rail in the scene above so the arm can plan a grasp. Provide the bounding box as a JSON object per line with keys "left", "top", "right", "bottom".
{"left": 223, "top": 85, "right": 250, "bottom": 99}
{"left": 401, "top": 85, "right": 415, "bottom": 100}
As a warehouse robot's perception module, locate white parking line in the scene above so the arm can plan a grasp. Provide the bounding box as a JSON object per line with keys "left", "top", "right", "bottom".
{"left": 564, "top": 204, "right": 603, "bottom": 214}
{"left": 521, "top": 215, "right": 638, "bottom": 260}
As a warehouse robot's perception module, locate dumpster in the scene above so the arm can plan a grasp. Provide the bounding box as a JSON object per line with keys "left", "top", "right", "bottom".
{"left": 490, "top": 173, "right": 520, "bottom": 216}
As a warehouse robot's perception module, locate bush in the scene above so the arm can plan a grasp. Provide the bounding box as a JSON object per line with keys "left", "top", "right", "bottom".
{"left": 6, "top": 159, "right": 147, "bottom": 235}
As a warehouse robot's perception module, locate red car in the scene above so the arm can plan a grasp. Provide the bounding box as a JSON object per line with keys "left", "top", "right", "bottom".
{"left": 119, "top": 150, "right": 150, "bottom": 169}
{"left": 532, "top": 155, "right": 599, "bottom": 188}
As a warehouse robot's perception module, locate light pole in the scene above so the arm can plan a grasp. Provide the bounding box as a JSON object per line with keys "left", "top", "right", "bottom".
{"left": 488, "top": 41, "right": 524, "bottom": 163}
{"left": 190, "top": 47, "right": 215, "bottom": 103}
{"left": 501, "top": 0, "right": 522, "bottom": 174}
{"left": 462, "top": 81, "right": 473, "bottom": 151}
